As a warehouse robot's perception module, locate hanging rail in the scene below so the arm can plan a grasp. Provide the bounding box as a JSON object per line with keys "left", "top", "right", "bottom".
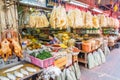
{"left": 18, "top": 1, "right": 52, "bottom": 11}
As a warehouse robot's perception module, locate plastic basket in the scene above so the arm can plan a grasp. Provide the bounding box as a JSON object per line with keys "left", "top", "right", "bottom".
{"left": 30, "top": 56, "right": 54, "bottom": 68}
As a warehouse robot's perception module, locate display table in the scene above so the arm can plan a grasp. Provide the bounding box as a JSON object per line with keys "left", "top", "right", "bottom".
{"left": 0, "top": 61, "right": 42, "bottom": 80}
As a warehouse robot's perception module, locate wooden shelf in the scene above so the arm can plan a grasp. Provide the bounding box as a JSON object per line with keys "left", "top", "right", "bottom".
{"left": 78, "top": 58, "right": 87, "bottom": 64}
{"left": 80, "top": 45, "right": 102, "bottom": 54}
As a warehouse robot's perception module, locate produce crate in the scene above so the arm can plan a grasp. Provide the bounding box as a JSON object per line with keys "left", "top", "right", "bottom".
{"left": 54, "top": 56, "right": 67, "bottom": 68}
{"left": 30, "top": 56, "right": 54, "bottom": 68}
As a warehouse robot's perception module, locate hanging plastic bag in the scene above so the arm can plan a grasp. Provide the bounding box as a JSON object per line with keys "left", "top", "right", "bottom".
{"left": 69, "top": 66, "right": 77, "bottom": 80}
{"left": 74, "top": 62, "right": 81, "bottom": 80}
{"left": 71, "top": 64, "right": 76, "bottom": 73}
{"left": 93, "top": 52, "right": 99, "bottom": 66}
{"left": 98, "top": 49, "right": 106, "bottom": 63}
{"left": 104, "top": 46, "right": 110, "bottom": 55}
{"left": 56, "top": 74, "right": 61, "bottom": 80}
{"left": 66, "top": 68, "right": 73, "bottom": 80}
{"left": 88, "top": 53, "right": 95, "bottom": 69}
{"left": 60, "top": 69, "right": 66, "bottom": 80}
{"left": 96, "top": 51, "right": 102, "bottom": 65}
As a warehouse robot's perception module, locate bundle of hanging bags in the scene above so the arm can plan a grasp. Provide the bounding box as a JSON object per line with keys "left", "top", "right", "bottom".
{"left": 88, "top": 48, "right": 110, "bottom": 69}
{"left": 56, "top": 62, "right": 81, "bottom": 80}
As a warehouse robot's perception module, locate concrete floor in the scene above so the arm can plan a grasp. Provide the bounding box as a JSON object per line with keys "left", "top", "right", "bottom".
{"left": 80, "top": 48, "right": 120, "bottom": 80}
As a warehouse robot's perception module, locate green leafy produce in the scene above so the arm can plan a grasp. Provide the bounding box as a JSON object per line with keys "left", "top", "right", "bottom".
{"left": 30, "top": 52, "right": 36, "bottom": 57}
{"left": 33, "top": 50, "right": 52, "bottom": 60}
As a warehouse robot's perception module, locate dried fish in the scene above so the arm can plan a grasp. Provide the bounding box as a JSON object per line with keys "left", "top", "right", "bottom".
{"left": 26, "top": 67, "right": 37, "bottom": 73}
{"left": 20, "top": 69, "right": 29, "bottom": 76}
{"left": 0, "top": 76, "right": 10, "bottom": 80}
{"left": 7, "top": 73, "right": 16, "bottom": 80}
{"left": 14, "top": 71, "right": 24, "bottom": 78}
{"left": 4, "top": 64, "right": 24, "bottom": 73}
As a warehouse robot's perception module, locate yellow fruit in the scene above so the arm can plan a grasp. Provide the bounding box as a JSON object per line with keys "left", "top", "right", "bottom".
{"left": 59, "top": 44, "right": 67, "bottom": 48}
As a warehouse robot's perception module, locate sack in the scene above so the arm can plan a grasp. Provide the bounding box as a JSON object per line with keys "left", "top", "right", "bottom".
{"left": 93, "top": 52, "right": 99, "bottom": 66}
{"left": 66, "top": 68, "right": 74, "bottom": 80}
{"left": 104, "top": 46, "right": 110, "bottom": 55}
{"left": 60, "top": 69, "right": 66, "bottom": 80}
{"left": 73, "top": 62, "right": 81, "bottom": 80}
{"left": 98, "top": 49, "right": 106, "bottom": 63}
{"left": 57, "top": 74, "right": 61, "bottom": 80}
{"left": 69, "top": 66, "right": 77, "bottom": 80}
{"left": 88, "top": 53, "right": 95, "bottom": 69}
{"left": 96, "top": 51, "right": 102, "bottom": 65}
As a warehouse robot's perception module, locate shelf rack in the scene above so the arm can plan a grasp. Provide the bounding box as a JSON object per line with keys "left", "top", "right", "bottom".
{"left": 78, "top": 45, "right": 102, "bottom": 68}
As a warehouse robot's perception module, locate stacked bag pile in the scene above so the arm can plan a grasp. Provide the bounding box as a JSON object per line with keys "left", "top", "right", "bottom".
{"left": 88, "top": 49, "right": 108, "bottom": 69}
{"left": 41, "top": 62, "right": 81, "bottom": 80}
{"left": 56, "top": 62, "right": 81, "bottom": 80}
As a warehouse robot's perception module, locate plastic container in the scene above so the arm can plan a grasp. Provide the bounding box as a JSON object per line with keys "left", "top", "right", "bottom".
{"left": 30, "top": 56, "right": 54, "bottom": 68}
{"left": 82, "top": 41, "right": 91, "bottom": 52}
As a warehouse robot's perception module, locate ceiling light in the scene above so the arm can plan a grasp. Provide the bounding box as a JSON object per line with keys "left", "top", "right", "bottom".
{"left": 70, "top": 0, "right": 89, "bottom": 8}
{"left": 92, "top": 8, "right": 103, "bottom": 13}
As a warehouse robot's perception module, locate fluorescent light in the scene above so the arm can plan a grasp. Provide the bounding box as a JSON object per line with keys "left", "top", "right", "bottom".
{"left": 92, "top": 8, "right": 103, "bottom": 13}
{"left": 70, "top": 1, "right": 89, "bottom": 8}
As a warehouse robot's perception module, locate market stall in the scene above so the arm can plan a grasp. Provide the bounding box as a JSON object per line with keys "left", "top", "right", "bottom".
{"left": 0, "top": 0, "right": 120, "bottom": 80}
{"left": 0, "top": 0, "right": 82, "bottom": 80}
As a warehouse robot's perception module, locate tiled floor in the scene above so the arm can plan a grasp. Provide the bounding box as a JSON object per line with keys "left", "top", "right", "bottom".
{"left": 80, "top": 48, "right": 120, "bottom": 80}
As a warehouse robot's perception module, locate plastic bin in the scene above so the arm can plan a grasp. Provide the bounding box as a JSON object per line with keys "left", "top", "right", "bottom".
{"left": 82, "top": 42, "right": 91, "bottom": 52}
{"left": 30, "top": 56, "right": 54, "bottom": 68}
